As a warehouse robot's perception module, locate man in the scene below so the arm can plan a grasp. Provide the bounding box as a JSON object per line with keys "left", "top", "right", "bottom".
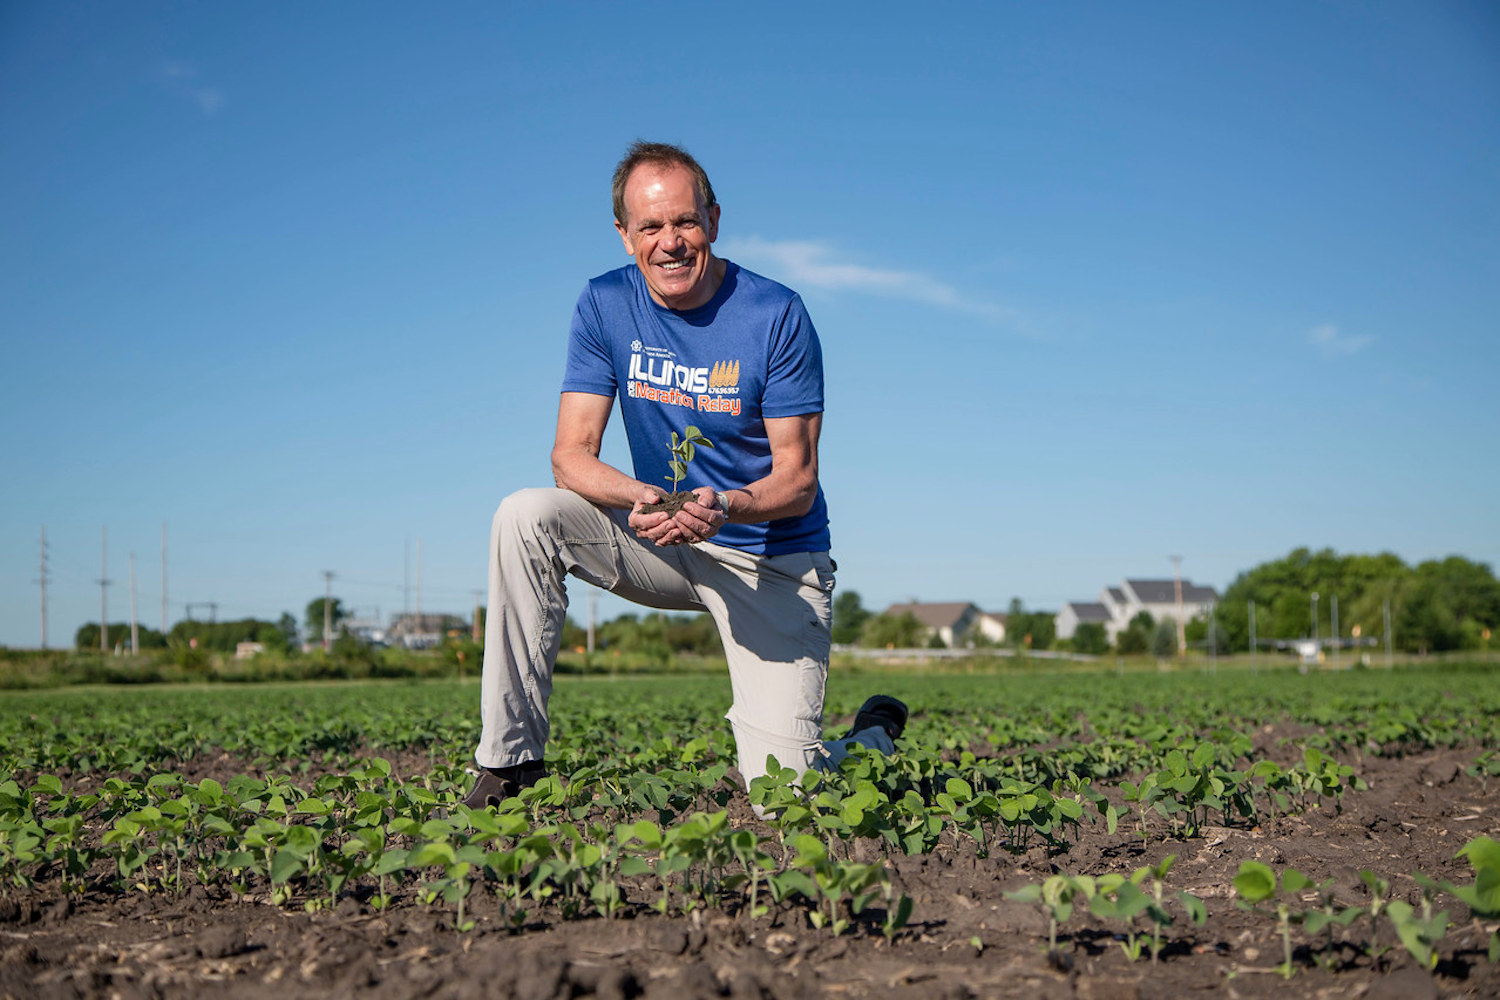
{"left": 463, "top": 141, "right": 905, "bottom": 811}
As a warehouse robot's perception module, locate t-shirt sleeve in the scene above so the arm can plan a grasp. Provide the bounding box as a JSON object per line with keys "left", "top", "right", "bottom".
{"left": 560, "top": 283, "right": 617, "bottom": 397}
{"left": 761, "top": 294, "right": 824, "bottom": 418}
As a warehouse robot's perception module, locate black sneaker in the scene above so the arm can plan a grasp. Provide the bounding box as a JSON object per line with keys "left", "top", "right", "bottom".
{"left": 845, "top": 695, "right": 908, "bottom": 741}
{"left": 460, "top": 760, "right": 546, "bottom": 810}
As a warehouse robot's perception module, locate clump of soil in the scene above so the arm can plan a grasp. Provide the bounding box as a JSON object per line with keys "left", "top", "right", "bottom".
{"left": 639, "top": 491, "right": 704, "bottom": 516}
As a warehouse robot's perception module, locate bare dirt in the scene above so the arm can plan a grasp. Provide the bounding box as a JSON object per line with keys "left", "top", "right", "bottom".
{"left": 638, "top": 492, "right": 704, "bottom": 517}
{"left": 3, "top": 734, "right": 1497, "bottom": 1000}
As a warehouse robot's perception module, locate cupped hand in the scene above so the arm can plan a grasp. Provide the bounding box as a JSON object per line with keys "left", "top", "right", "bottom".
{"left": 628, "top": 488, "right": 684, "bottom": 547}
{"left": 669, "top": 487, "right": 727, "bottom": 544}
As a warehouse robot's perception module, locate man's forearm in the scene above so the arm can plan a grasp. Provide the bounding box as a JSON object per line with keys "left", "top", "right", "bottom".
{"left": 551, "top": 448, "right": 650, "bottom": 509}
{"left": 717, "top": 467, "right": 818, "bottom": 524}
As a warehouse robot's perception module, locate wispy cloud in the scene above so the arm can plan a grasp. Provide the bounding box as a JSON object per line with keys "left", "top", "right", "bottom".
{"left": 160, "top": 61, "right": 226, "bottom": 117}
{"left": 1308, "top": 323, "right": 1373, "bottom": 357}
{"left": 721, "top": 236, "right": 1029, "bottom": 331}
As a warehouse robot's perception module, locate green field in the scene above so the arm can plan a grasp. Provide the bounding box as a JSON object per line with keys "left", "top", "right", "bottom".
{"left": 3, "top": 665, "right": 1499, "bottom": 994}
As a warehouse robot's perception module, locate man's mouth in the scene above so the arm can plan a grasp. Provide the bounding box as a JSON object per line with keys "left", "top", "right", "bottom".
{"left": 657, "top": 259, "right": 690, "bottom": 271}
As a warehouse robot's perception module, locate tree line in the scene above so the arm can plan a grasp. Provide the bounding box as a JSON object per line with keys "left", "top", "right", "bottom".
{"left": 72, "top": 548, "right": 1499, "bottom": 660}
{"left": 829, "top": 548, "right": 1500, "bottom": 657}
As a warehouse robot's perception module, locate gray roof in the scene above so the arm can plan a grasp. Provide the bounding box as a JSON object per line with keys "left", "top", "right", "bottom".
{"left": 1065, "top": 602, "right": 1112, "bottom": 623}
{"left": 1107, "top": 587, "right": 1126, "bottom": 603}
{"left": 1125, "top": 579, "right": 1219, "bottom": 604}
{"left": 884, "top": 602, "right": 977, "bottom": 629}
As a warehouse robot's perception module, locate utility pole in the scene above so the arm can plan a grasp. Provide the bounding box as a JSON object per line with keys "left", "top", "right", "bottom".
{"left": 1248, "top": 599, "right": 1257, "bottom": 675}
{"left": 1331, "top": 595, "right": 1340, "bottom": 670}
{"left": 37, "top": 526, "right": 49, "bottom": 649}
{"left": 1311, "top": 592, "right": 1319, "bottom": 652}
{"left": 161, "top": 522, "right": 168, "bottom": 633}
{"left": 416, "top": 537, "right": 424, "bottom": 635}
{"left": 1383, "top": 597, "right": 1393, "bottom": 668}
{"left": 471, "top": 589, "right": 483, "bottom": 644}
{"left": 322, "top": 571, "right": 335, "bottom": 652}
{"left": 404, "top": 539, "right": 411, "bottom": 630}
{"left": 1171, "top": 555, "right": 1185, "bottom": 657}
{"left": 1208, "top": 611, "right": 1217, "bottom": 675}
{"left": 129, "top": 553, "right": 139, "bottom": 656}
{"left": 588, "top": 590, "right": 598, "bottom": 655}
{"left": 98, "top": 525, "right": 112, "bottom": 653}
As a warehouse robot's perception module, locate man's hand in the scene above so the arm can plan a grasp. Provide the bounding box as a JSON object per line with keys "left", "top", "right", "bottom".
{"left": 669, "top": 487, "right": 728, "bottom": 545}
{"left": 628, "top": 487, "right": 727, "bottom": 547}
{"left": 627, "top": 487, "right": 680, "bottom": 546}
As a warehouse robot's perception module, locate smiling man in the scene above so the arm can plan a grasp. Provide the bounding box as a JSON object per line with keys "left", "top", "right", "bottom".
{"left": 463, "top": 141, "right": 906, "bottom": 812}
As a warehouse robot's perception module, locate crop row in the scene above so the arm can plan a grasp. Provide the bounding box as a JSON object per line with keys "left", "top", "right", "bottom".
{"left": 1, "top": 667, "right": 1496, "bottom": 939}
{"left": 1005, "top": 837, "right": 1500, "bottom": 978}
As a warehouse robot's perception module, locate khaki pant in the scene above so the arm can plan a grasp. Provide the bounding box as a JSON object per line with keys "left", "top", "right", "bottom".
{"left": 476, "top": 488, "right": 892, "bottom": 791}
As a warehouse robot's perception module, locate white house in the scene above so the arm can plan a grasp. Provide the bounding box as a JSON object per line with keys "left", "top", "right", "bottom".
{"left": 1056, "top": 578, "right": 1219, "bottom": 640}
{"left": 974, "top": 611, "right": 1008, "bottom": 644}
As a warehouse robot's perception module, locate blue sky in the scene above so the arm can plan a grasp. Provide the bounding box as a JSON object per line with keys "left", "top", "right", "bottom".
{"left": 3, "top": 2, "right": 1497, "bottom": 647}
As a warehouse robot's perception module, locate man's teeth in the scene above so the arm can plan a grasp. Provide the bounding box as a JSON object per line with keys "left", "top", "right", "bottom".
{"left": 660, "top": 261, "right": 688, "bottom": 270}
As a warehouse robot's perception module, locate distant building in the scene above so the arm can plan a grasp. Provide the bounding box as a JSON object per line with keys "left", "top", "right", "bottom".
{"left": 1054, "top": 602, "right": 1111, "bottom": 640}
{"left": 882, "top": 602, "right": 982, "bottom": 648}
{"left": 1056, "top": 578, "right": 1219, "bottom": 640}
{"left": 388, "top": 611, "right": 465, "bottom": 649}
{"left": 974, "top": 610, "right": 1008, "bottom": 644}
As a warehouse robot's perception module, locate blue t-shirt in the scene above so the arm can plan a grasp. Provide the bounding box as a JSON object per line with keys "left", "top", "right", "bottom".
{"left": 561, "top": 260, "right": 830, "bottom": 555}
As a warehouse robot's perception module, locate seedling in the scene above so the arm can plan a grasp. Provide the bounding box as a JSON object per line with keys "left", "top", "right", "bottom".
{"left": 1233, "top": 860, "right": 1302, "bottom": 979}
{"left": 665, "top": 425, "right": 713, "bottom": 494}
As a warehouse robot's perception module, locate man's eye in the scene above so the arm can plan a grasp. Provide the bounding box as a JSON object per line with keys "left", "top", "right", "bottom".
{"left": 640, "top": 226, "right": 660, "bottom": 235}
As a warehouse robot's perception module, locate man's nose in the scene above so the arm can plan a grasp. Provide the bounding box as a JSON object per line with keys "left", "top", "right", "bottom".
{"left": 659, "top": 226, "right": 684, "bottom": 251}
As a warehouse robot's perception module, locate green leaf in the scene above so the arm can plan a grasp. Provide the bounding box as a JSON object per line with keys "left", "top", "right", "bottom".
{"left": 410, "top": 841, "right": 456, "bottom": 868}
{"left": 270, "top": 849, "right": 304, "bottom": 884}
{"left": 1458, "top": 836, "right": 1500, "bottom": 875}
{"left": 1282, "top": 868, "right": 1312, "bottom": 893}
{"left": 1005, "top": 884, "right": 1042, "bottom": 903}
{"left": 1233, "top": 861, "right": 1277, "bottom": 903}
{"left": 1179, "top": 891, "right": 1207, "bottom": 926}
{"left": 619, "top": 856, "right": 652, "bottom": 878}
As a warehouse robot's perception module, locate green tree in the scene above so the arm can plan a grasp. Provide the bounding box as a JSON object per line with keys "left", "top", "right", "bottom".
{"left": 859, "top": 612, "right": 925, "bottom": 649}
{"left": 1184, "top": 614, "right": 1231, "bottom": 654}
{"left": 305, "top": 597, "right": 348, "bottom": 643}
{"left": 1150, "top": 619, "right": 1179, "bottom": 658}
{"left": 1115, "top": 611, "right": 1153, "bottom": 655}
{"left": 74, "top": 623, "right": 167, "bottom": 651}
{"left": 1004, "top": 598, "right": 1056, "bottom": 651}
{"left": 1072, "top": 622, "right": 1110, "bottom": 655}
{"left": 1115, "top": 626, "right": 1149, "bottom": 655}
{"left": 831, "top": 590, "right": 871, "bottom": 645}
{"left": 1212, "top": 548, "right": 1500, "bottom": 655}
{"left": 276, "top": 613, "right": 300, "bottom": 651}
{"left": 170, "top": 618, "right": 287, "bottom": 653}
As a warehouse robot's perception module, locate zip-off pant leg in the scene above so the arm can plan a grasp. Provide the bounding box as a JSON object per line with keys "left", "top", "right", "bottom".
{"left": 476, "top": 488, "right": 701, "bottom": 769}
{"left": 476, "top": 487, "right": 885, "bottom": 792}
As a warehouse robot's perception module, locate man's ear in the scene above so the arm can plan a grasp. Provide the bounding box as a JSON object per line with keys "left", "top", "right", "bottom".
{"left": 615, "top": 219, "right": 634, "bottom": 255}
{"left": 707, "top": 204, "right": 721, "bottom": 243}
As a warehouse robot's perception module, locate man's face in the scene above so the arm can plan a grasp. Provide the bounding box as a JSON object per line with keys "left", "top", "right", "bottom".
{"left": 615, "top": 163, "right": 722, "bottom": 311}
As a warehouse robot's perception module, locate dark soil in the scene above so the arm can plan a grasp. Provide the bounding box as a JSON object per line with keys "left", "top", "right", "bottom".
{"left": 638, "top": 492, "right": 704, "bottom": 516}
{"left": 3, "top": 733, "right": 1497, "bottom": 999}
